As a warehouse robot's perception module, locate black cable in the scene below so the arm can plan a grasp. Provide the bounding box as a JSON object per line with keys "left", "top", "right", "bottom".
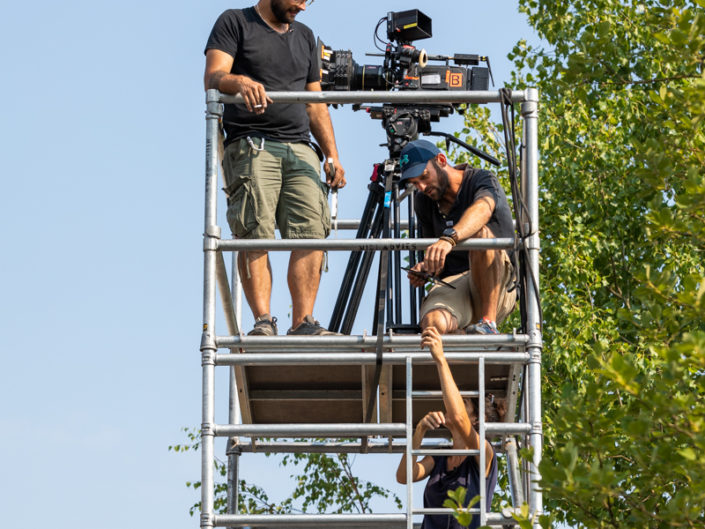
{"left": 499, "top": 88, "right": 543, "bottom": 332}
{"left": 373, "top": 17, "right": 388, "bottom": 52}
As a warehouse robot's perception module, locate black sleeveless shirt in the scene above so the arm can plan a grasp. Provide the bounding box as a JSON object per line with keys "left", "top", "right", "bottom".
{"left": 422, "top": 450, "right": 498, "bottom": 529}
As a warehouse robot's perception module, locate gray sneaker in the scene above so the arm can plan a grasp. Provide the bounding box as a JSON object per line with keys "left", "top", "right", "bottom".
{"left": 287, "top": 315, "right": 340, "bottom": 336}
{"left": 465, "top": 318, "right": 499, "bottom": 335}
{"left": 248, "top": 314, "right": 278, "bottom": 336}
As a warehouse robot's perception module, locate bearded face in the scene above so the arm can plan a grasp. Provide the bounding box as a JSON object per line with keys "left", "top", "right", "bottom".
{"left": 426, "top": 159, "right": 450, "bottom": 201}
{"left": 270, "top": 0, "right": 303, "bottom": 24}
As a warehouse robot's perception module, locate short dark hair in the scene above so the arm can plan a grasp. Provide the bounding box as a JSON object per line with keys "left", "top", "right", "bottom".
{"left": 469, "top": 395, "right": 506, "bottom": 427}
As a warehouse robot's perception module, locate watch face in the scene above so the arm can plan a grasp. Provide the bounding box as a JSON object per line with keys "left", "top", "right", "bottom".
{"left": 443, "top": 227, "right": 457, "bottom": 239}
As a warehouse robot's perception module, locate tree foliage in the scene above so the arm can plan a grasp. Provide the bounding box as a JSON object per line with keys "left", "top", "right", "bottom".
{"left": 499, "top": 0, "right": 705, "bottom": 527}
{"left": 169, "top": 430, "right": 401, "bottom": 516}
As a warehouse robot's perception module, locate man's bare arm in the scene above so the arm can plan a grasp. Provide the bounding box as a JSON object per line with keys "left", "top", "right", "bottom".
{"left": 204, "top": 49, "right": 272, "bottom": 114}
{"left": 421, "top": 193, "right": 496, "bottom": 276}
{"left": 423, "top": 327, "right": 494, "bottom": 476}
{"left": 453, "top": 195, "right": 495, "bottom": 241}
{"left": 305, "top": 81, "right": 346, "bottom": 189}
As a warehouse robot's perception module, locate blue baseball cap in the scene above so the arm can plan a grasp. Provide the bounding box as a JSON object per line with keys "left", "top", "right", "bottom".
{"left": 399, "top": 140, "right": 441, "bottom": 182}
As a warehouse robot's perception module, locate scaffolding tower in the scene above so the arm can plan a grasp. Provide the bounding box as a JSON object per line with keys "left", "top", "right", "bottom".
{"left": 200, "top": 88, "right": 541, "bottom": 528}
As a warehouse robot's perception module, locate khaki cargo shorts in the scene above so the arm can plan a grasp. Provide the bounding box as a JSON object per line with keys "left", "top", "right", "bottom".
{"left": 420, "top": 250, "right": 517, "bottom": 329}
{"left": 222, "top": 138, "right": 330, "bottom": 240}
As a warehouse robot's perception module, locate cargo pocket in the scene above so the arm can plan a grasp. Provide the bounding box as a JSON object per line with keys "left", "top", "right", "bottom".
{"left": 226, "top": 183, "right": 259, "bottom": 238}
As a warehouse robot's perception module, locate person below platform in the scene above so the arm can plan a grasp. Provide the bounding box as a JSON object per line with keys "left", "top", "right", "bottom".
{"left": 396, "top": 327, "right": 503, "bottom": 529}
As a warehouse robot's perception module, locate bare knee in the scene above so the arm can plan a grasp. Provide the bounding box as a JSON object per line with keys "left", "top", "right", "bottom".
{"left": 467, "top": 226, "right": 500, "bottom": 267}
{"left": 421, "top": 309, "right": 458, "bottom": 333}
{"left": 470, "top": 225, "right": 493, "bottom": 240}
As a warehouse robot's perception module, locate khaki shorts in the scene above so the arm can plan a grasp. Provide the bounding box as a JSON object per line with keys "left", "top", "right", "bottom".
{"left": 223, "top": 138, "right": 330, "bottom": 240}
{"left": 420, "top": 250, "right": 517, "bottom": 329}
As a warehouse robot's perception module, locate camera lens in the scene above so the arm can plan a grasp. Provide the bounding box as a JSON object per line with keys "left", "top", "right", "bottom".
{"left": 352, "top": 64, "right": 388, "bottom": 91}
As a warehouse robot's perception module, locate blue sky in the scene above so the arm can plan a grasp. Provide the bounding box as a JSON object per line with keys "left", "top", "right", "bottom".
{"left": 0, "top": 1, "right": 541, "bottom": 527}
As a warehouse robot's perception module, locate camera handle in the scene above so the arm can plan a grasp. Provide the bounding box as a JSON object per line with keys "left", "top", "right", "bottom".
{"left": 424, "top": 130, "right": 501, "bottom": 167}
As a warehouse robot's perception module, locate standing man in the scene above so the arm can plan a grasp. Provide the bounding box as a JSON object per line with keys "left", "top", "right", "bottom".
{"left": 400, "top": 140, "right": 516, "bottom": 334}
{"left": 204, "top": 0, "right": 345, "bottom": 336}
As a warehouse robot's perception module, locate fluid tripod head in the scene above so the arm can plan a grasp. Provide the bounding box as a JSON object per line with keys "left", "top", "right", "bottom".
{"left": 356, "top": 104, "right": 453, "bottom": 159}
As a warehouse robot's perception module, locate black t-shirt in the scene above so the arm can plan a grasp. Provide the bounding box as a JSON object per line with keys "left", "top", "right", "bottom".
{"left": 415, "top": 164, "right": 514, "bottom": 278}
{"left": 205, "top": 8, "right": 320, "bottom": 145}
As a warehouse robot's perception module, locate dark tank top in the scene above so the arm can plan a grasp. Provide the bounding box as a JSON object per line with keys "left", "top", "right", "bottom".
{"left": 422, "top": 450, "right": 497, "bottom": 529}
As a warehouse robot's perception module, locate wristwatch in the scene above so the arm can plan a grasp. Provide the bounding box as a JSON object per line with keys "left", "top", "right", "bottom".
{"left": 442, "top": 227, "right": 459, "bottom": 243}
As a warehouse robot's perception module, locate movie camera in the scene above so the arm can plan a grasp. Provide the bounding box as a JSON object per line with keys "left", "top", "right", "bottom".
{"left": 317, "top": 9, "right": 491, "bottom": 93}
{"left": 317, "top": 9, "right": 493, "bottom": 157}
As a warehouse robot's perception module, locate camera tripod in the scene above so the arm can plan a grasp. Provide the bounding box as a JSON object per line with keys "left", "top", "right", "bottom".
{"left": 328, "top": 158, "right": 422, "bottom": 336}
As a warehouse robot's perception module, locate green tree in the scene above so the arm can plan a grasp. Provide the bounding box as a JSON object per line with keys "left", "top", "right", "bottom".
{"left": 169, "top": 430, "right": 401, "bottom": 516}
{"left": 497, "top": 0, "right": 705, "bottom": 527}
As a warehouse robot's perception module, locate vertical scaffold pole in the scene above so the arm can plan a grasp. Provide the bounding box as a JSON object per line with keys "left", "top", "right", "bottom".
{"left": 521, "top": 88, "right": 543, "bottom": 526}
{"left": 478, "top": 356, "right": 487, "bottom": 528}
{"left": 227, "top": 253, "right": 242, "bottom": 520}
{"left": 405, "top": 356, "right": 413, "bottom": 529}
{"left": 201, "top": 89, "right": 223, "bottom": 529}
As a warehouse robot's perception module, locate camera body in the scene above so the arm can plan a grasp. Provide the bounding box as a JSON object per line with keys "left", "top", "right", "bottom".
{"left": 318, "top": 9, "right": 490, "bottom": 92}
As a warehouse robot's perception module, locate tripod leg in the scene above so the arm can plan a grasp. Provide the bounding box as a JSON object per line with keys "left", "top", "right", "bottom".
{"left": 341, "top": 209, "right": 384, "bottom": 334}
{"left": 408, "top": 193, "right": 418, "bottom": 324}
{"left": 392, "top": 182, "right": 403, "bottom": 326}
{"left": 329, "top": 183, "right": 383, "bottom": 332}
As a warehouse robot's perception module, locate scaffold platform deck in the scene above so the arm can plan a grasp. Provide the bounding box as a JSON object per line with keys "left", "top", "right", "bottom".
{"left": 219, "top": 343, "right": 523, "bottom": 428}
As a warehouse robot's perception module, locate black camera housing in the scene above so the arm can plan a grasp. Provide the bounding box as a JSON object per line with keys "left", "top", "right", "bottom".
{"left": 318, "top": 9, "right": 489, "bottom": 92}
{"left": 386, "top": 9, "right": 432, "bottom": 43}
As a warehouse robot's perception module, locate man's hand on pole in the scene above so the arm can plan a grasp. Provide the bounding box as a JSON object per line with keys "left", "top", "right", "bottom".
{"left": 421, "top": 326, "right": 445, "bottom": 364}
{"left": 423, "top": 238, "right": 453, "bottom": 276}
{"left": 235, "top": 75, "right": 273, "bottom": 114}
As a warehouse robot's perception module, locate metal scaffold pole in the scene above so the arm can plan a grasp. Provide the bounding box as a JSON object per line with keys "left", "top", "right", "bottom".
{"left": 522, "top": 88, "right": 543, "bottom": 526}
{"left": 201, "top": 89, "right": 224, "bottom": 529}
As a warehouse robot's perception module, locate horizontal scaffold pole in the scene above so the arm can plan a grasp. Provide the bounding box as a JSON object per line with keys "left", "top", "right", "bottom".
{"left": 213, "top": 89, "right": 530, "bottom": 105}
{"left": 214, "top": 513, "right": 406, "bottom": 528}
{"left": 217, "top": 237, "right": 514, "bottom": 252}
{"left": 214, "top": 423, "right": 407, "bottom": 437}
{"left": 215, "top": 422, "right": 529, "bottom": 439}
{"left": 215, "top": 351, "right": 529, "bottom": 366}
{"left": 216, "top": 333, "right": 528, "bottom": 350}
{"left": 230, "top": 440, "right": 506, "bottom": 454}
{"left": 213, "top": 512, "right": 513, "bottom": 528}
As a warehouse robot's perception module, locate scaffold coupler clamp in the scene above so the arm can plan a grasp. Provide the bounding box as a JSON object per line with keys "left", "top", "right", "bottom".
{"left": 200, "top": 512, "right": 214, "bottom": 528}
{"left": 204, "top": 225, "right": 221, "bottom": 251}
